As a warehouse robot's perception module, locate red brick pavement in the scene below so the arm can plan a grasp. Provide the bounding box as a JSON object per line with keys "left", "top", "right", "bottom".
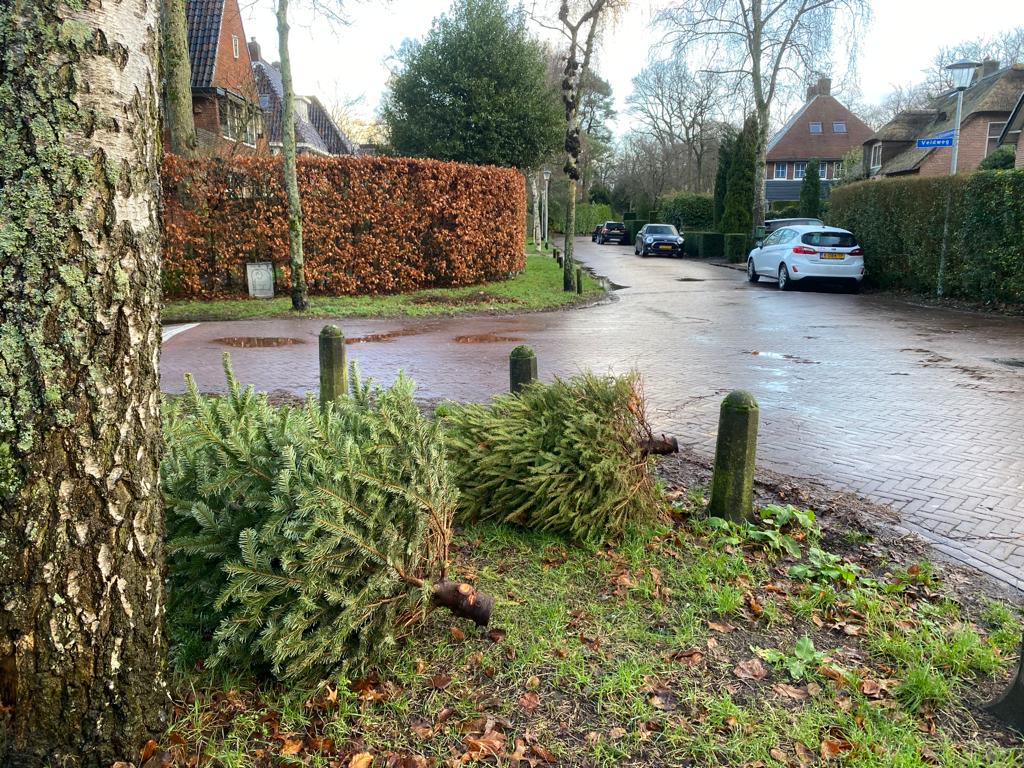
{"left": 162, "top": 238, "right": 1024, "bottom": 589}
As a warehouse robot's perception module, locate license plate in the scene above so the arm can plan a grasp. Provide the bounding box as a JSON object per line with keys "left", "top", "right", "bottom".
{"left": 659, "top": 244, "right": 672, "bottom": 250}
{"left": 821, "top": 252, "right": 844, "bottom": 260}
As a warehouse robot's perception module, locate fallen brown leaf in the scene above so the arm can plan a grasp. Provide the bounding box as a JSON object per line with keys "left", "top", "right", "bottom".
{"left": 669, "top": 648, "right": 704, "bottom": 666}
{"left": 733, "top": 659, "right": 768, "bottom": 681}
{"left": 708, "top": 621, "right": 736, "bottom": 634}
{"left": 772, "top": 682, "right": 808, "bottom": 701}
{"left": 518, "top": 691, "right": 540, "bottom": 715}
{"left": 450, "top": 626, "right": 466, "bottom": 643}
{"left": 281, "top": 737, "right": 304, "bottom": 756}
{"left": 349, "top": 752, "right": 374, "bottom": 768}
{"left": 429, "top": 673, "right": 452, "bottom": 690}
{"left": 487, "top": 628, "right": 507, "bottom": 643}
{"left": 820, "top": 737, "right": 852, "bottom": 760}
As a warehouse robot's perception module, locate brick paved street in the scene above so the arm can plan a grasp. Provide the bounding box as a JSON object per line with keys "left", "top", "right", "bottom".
{"left": 162, "top": 238, "right": 1024, "bottom": 589}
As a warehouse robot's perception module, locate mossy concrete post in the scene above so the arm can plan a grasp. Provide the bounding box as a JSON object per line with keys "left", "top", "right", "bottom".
{"left": 319, "top": 324, "right": 347, "bottom": 408}
{"left": 985, "top": 632, "right": 1024, "bottom": 732}
{"left": 576, "top": 267, "right": 583, "bottom": 295}
{"left": 509, "top": 345, "right": 537, "bottom": 394}
{"left": 708, "top": 390, "right": 759, "bottom": 521}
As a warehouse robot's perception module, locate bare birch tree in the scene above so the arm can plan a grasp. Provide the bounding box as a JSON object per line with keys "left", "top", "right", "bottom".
{"left": 0, "top": 1, "right": 167, "bottom": 763}
{"left": 657, "top": 0, "right": 869, "bottom": 228}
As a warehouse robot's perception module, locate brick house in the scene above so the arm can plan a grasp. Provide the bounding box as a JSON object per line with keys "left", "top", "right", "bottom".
{"left": 249, "top": 39, "right": 354, "bottom": 156}
{"left": 185, "top": 0, "right": 265, "bottom": 154}
{"left": 765, "top": 77, "right": 873, "bottom": 204}
{"left": 996, "top": 89, "right": 1024, "bottom": 169}
{"left": 864, "top": 62, "right": 1024, "bottom": 177}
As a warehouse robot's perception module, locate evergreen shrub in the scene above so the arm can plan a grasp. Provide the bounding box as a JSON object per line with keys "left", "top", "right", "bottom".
{"left": 724, "top": 233, "right": 751, "bottom": 263}
{"left": 658, "top": 193, "right": 715, "bottom": 231}
{"left": 440, "top": 372, "right": 658, "bottom": 543}
{"left": 163, "top": 357, "right": 459, "bottom": 683}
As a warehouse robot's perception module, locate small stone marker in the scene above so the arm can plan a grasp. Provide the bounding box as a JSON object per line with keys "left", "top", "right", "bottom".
{"left": 576, "top": 267, "right": 583, "bottom": 295}
{"left": 985, "top": 632, "right": 1024, "bottom": 732}
{"left": 509, "top": 345, "right": 537, "bottom": 394}
{"left": 708, "top": 390, "right": 759, "bottom": 521}
{"left": 319, "top": 324, "right": 347, "bottom": 409}
{"left": 246, "top": 262, "right": 275, "bottom": 298}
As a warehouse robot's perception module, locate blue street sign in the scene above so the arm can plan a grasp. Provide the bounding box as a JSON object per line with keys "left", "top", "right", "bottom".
{"left": 917, "top": 137, "right": 954, "bottom": 148}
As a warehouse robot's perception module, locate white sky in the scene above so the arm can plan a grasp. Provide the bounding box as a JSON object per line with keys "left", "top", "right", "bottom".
{"left": 237, "top": 0, "right": 1024, "bottom": 137}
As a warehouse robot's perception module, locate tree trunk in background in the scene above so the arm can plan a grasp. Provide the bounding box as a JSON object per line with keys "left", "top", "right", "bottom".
{"left": 531, "top": 172, "right": 542, "bottom": 246}
{"left": 564, "top": 179, "right": 578, "bottom": 289}
{"left": 752, "top": 105, "right": 769, "bottom": 229}
{"left": 277, "top": 0, "right": 309, "bottom": 311}
{"left": 0, "top": 2, "right": 167, "bottom": 765}
{"left": 163, "top": 0, "right": 197, "bottom": 156}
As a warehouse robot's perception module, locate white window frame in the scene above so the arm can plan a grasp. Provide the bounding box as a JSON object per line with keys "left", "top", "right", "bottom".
{"left": 870, "top": 143, "right": 883, "bottom": 172}
{"left": 832, "top": 121, "right": 848, "bottom": 134}
{"left": 834, "top": 161, "right": 844, "bottom": 178}
{"left": 809, "top": 122, "right": 823, "bottom": 134}
{"left": 794, "top": 161, "right": 807, "bottom": 180}
{"left": 232, "top": 34, "right": 240, "bottom": 59}
{"left": 986, "top": 121, "right": 1007, "bottom": 156}
{"left": 774, "top": 161, "right": 787, "bottom": 179}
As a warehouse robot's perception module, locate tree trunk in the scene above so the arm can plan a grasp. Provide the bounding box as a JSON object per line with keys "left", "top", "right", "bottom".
{"left": 0, "top": 2, "right": 168, "bottom": 766}
{"left": 752, "top": 104, "right": 769, "bottom": 229}
{"left": 277, "top": 0, "right": 309, "bottom": 311}
{"left": 563, "top": 179, "right": 577, "bottom": 291}
{"left": 163, "top": 0, "right": 196, "bottom": 156}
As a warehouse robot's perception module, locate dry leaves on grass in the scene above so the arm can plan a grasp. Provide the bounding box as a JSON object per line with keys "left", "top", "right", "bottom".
{"left": 733, "top": 658, "right": 769, "bottom": 681}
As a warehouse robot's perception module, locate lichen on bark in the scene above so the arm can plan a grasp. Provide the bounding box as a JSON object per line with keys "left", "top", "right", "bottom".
{"left": 0, "top": 1, "right": 168, "bottom": 765}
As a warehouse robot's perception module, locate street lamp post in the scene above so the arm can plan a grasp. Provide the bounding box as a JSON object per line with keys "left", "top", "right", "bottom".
{"left": 542, "top": 169, "right": 551, "bottom": 247}
{"left": 946, "top": 60, "right": 979, "bottom": 175}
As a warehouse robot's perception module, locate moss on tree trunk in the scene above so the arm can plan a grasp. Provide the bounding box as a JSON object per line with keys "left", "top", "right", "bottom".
{"left": 0, "top": 2, "right": 168, "bottom": 764}
{"left": 163, "top": 0, "right": 197, "bottom": 156}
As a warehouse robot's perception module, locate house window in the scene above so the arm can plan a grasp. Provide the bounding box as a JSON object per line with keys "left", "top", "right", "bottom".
{"left": 987, "top": 122, "right": 1007, "bottom": 156}
{"left": 220, "top": 97, "right": 257, "bottom": 146}
{"left": 232, "top": 35, "right": 240, "bottom": 59}
{"left": 833, "top": 121, "right": 847, "bottom": 133}
{"left": 774, "top": 162, "right": 787, "bottom": 179}
{"left": 870, "top": 143, "right": 882, "bottom": 171}
{"left": 794, "top": 161, "right": 807, "bottom": 179}
{"left": 834, "top": 161, "right": 844, "bottom": 178}
{"left": 809, "top": 122, "right": 823, "bottom": 134}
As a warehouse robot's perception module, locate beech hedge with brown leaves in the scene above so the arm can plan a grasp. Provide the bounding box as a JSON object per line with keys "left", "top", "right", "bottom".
{"left": 162, "top": 154, "right": 526, "bottom": 299}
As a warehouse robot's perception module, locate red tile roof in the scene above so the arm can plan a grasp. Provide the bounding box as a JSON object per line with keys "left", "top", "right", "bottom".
{"left": 767, "top": 95, "right": 873, "bottom": 162}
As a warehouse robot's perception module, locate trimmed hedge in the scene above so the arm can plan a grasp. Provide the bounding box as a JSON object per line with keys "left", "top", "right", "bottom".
{"left": 682, "top": 232, "right": 725, "bottom": 259}
{"left": 830, "top": 171, "right": 1024, "bottom": 303}
{"left": 724, "top": 233, "right": 751, "bottom": 263}
{"left": 626, "top": 219, "right": 650, "bottom": 243}
{"left": 658, "top": 192, "right": 715, "bottom": 232}
{"left": 162, "top": 154, "right": 526, "bottom": 298}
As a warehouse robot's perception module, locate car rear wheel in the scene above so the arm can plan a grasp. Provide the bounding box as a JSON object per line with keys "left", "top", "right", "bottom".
{"left": 747, "top": 259, "right": 760, "bottom": 283}
{"left": 778, "top": 264, "right": 793, "bottom": 291}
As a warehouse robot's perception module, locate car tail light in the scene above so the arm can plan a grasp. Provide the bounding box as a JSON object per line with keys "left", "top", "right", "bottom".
{"left": 601, "top": 228, "right": 608, "bottom": 234}
{"left": 792, "top": 245, "right": 816, "bottom": 255}
{"left": 850, "top": 247, "right": 864, "bottom": 256}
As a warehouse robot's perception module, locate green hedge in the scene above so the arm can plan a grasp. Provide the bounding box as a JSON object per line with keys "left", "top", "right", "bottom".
{"left": 682, "top": 231, "right": 725, "bottom": 258}
{"left": 724, "top": 233, "right": 751, "bottom": 263}
{"left": 829, "top": 171, "right": 1024, "bottom": 303}
{"left": 626, "top": 219, "right": 649, "bottom": 243}
{"left": 658, "top": 192, "right": 715, "bottom": 231}
{"left": 549, "top": 201, "right": 614, "bottom": 236}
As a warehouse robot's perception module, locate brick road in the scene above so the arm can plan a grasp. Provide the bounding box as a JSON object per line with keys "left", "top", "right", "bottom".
{"left": 162, "top": 238, "right": 1024, "bottom": 589}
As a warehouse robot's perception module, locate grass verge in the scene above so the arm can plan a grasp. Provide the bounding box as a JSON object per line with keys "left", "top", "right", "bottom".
{"left": 162, "top": 243, "right": 602, "bottom": 324}
{"left": 163, "top": 478, "right": 1023, "bottom": 767}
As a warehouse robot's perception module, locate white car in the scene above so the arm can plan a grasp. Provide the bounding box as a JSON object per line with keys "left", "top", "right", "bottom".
{"left": 747, "top": 224, "right": 865, "bottom": 292}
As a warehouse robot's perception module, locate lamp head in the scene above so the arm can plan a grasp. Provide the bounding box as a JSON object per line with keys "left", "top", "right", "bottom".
{"left": 946, "top": 60, "right": 980, "bottom": 90}
{"left": 542, "top": 169, "right": 552, "bottom": 181}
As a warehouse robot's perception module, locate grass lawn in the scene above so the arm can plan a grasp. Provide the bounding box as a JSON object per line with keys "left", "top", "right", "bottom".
{"left": 162, "top": 244, "right": 603, "bottom": 324}
{"left": 164, "top": 467, "right": 1023, "bottom": 767}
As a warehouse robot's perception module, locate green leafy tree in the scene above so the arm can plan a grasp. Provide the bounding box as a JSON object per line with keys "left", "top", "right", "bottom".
{"left": 720, "top": 115, "right": 757, "bottom": 234}
{"left": 978, "top": 145, "right": 1016, "bottom": 171}
{"left": 713, "top": 127, "right": 737, "bottom": 230}
{"left": 382, "top": 0, "right": 563, "bottom": 168}
{"left": 800, "top": 158, "right": 821, "bottom": 218}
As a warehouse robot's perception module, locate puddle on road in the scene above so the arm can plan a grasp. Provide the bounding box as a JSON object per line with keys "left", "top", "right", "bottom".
{"left": 347, "top": 328, "right": 426, "bottom": 344}
{"left": 991, "top": 358, "right": 1024, "bottom": 369}
{"left": 453, "top": 333, "right": 524, "bottom": 344}
{"left": 214, "top": 336, "right": 306, "bottom": 348}
{"left": 747, "top": 350, "right": 820, "bottom": 365}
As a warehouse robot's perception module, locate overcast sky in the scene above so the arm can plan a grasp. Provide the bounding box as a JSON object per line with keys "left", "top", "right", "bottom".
{"left": 238, "top": 0, "right": 1024, "bottom": 136}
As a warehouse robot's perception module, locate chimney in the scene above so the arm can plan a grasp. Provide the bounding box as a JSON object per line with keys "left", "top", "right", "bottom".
{"left": 817, "top": 76, "right": 831, "bottom": 96}
{"left": 247, "top": 37, "right": 261, "bottom": 62}
{"left": 980, "top": 59, "right": 1000, "bottom": 79}
{"left": 271, "top": 61, "right": 281, "bottom": 71}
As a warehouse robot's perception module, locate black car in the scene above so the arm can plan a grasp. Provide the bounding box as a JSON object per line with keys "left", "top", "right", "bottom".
{"left": 634, "top": 223, "right": 684, "bottom": 257}
{"left": 594, "top": 221, "right": 627, "bottom": 245}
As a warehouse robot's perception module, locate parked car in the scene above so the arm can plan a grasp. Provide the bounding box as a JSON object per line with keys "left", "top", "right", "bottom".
{"left": 763, "top": 217, "right": 823, "bottom": 235}
{"left": 590, "top": 224, "right": 603, "bottom": 242}
{"left": 747, "top": 225, "right": 864, "bottom": 292}
{"left": 634, "top": 224, "right": 684, "bottom": 257}
{"left": 594, "top": 221, "right": 627, "bottom": 245}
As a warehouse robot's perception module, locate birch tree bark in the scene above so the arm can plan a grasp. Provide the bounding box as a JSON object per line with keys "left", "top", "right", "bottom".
{"left": 163, "top": 0, "right": 197, "bottom": 156}
{"left": 0, "top": 2, "right": 168, "bottom": 764}
{"left": 277, "top": 0, "right": 310, "bottom": 311}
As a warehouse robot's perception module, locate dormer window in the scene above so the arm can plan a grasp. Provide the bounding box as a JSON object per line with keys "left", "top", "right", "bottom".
{"left": 833, "top": 121, "right": 847, "bottom": 133}
{"left": 809, "top": 122, "right": 823, "bottom": 134}
{"left": 232, "top": 35, "right": 240, "bottom": 59}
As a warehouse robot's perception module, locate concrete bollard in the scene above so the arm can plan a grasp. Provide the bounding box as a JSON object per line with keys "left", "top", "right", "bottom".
{"left": 319, "top": 324, "right": 347, "bottom": 409}
{"left": 985, "top": 632, "right": 1024, "bottom": 733}
{"left": 576, "top": 267, "right": 583, "bottom": 295}
{"left": 509, "top": 345, "right": 537, "bottom": 394}
{"left": 708, "top": 390, "right": 759, "bottom": 521}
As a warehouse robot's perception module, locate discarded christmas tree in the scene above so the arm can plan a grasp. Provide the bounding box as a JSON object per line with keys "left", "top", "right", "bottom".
{"left": 163, "top": 356, "right": 490, "bottom": 683}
